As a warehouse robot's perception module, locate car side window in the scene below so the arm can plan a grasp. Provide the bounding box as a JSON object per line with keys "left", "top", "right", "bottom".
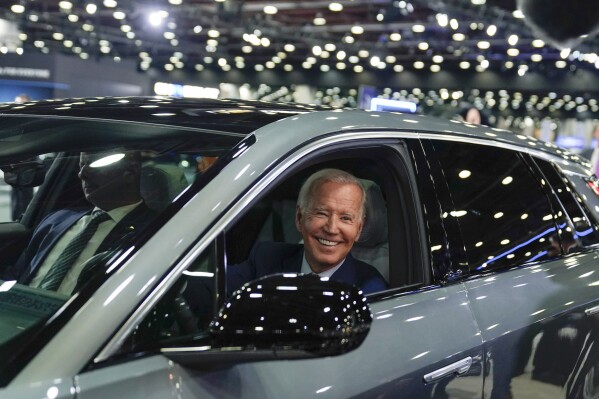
{"left": 533, "top": 158, "right": 599, "bottom": 251}
{"left": 118, "top": 240, "right": 218, "bottom": 353}
{"left": 430, "top": 140, "right": 557, "bottom": 272}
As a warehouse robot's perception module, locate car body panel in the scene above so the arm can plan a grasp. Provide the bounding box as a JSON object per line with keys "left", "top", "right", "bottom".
{"left": 464, "top": 251, "right": 599, "bottom": 398}
{"left": 75, "top": 285, "right": 483, "bottom": 399}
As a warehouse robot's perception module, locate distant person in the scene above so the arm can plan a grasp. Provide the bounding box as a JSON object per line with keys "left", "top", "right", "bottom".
{"left": 227, "top": 168, "right": 388, "bottom": 295}
{"left": 10, "top": 94, "right": 34, "bottom": 220}
{"left": 5, "top": 150, "right": 156, "bottom": 295}
{"left": 460, "top": 106, "right": 492, "bottom": 127}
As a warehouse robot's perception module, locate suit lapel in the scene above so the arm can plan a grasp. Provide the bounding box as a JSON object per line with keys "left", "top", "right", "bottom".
{"left": 281, "top": 245, "right": 303, "bottom": 274}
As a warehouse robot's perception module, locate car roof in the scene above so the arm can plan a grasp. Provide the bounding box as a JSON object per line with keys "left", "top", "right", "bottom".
{"left": 0, "top": 96, "right": 588, "bottom": 170}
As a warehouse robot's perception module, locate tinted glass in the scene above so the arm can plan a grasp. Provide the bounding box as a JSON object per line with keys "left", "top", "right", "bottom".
{"left": 431, "top": 140, "right": 557, "bottom": 272}
{"left": 561, "top": 171, "right": 599, "bottom": 241}
{"left": 534, "top": 158, "right": 599, "bottom": 251}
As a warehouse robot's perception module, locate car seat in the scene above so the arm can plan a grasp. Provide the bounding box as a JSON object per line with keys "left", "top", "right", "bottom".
{"left": 140, "top": 163, "right": 189, "bottom": 212}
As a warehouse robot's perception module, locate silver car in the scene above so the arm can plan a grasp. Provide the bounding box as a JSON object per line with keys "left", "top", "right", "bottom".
{"left": 0, "top": 97, "right": 597, "bottom": 398}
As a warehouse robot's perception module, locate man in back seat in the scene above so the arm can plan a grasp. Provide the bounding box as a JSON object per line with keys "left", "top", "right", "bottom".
{"left": 228, "top": 168, "right": 388, "bottom": 295}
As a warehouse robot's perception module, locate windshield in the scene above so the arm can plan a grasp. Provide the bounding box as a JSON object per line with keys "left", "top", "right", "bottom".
{"left": 0, "top": 114, "right": 245, "bottom": 378}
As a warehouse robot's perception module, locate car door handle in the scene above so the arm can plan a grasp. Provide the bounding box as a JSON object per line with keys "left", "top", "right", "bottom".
{"left": 423, "top": 356, "right": 473, "bottom": 384}
{"left": 585, "top": 304, "right": 599, "bottom": 316}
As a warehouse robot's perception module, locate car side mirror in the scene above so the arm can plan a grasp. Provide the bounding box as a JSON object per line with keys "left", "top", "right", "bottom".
{"left": 2, "top": 160, "right": 45, "bottom": 187}
{"left": 162, "top": 274, "right": 372, "bottom": 369}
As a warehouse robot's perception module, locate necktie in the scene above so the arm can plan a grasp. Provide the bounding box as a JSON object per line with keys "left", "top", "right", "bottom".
{"left": 39, "top": 210, "right": 111, "bottom": 291}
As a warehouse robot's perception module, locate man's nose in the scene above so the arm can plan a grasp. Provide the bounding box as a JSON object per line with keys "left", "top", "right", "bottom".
{"left": 323, "top": 216, "right": 339, "bottom": 233}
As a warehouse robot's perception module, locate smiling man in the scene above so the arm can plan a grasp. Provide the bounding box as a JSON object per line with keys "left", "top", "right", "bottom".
{"left": 227, "top": 169, "right": 388, "bottom": 295}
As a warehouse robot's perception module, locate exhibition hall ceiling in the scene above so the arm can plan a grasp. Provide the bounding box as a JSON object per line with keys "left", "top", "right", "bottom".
{"left": 1, "top": 0, "right": 598, "bottom": 77}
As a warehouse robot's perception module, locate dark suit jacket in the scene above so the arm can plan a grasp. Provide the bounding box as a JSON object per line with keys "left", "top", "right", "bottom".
{"left": 7, "top": 203, "right": 156, "bottom": 284}
{"left": 227, "top": 242, "right": 388, "bottom": 295}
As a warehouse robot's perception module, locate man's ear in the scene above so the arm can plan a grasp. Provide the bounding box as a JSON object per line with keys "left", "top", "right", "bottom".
{"left": 295, "top": 206, "right": 302, "bottom": 232}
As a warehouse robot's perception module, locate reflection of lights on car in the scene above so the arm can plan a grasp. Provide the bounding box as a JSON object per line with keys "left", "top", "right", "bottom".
{"left": 90, "top": 153, "right": 125, "bottom": 168}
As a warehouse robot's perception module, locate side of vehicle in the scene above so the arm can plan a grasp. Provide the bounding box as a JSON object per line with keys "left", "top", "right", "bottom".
{"left": 1, "top": 109, "right": 598, "bottom": 398}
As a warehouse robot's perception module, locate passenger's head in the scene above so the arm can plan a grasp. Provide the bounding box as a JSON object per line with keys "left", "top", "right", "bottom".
{"left": 78, "top": 150, "right": 142, "bottom": 211}
{"left": 295, "top": 169, "right": 365, "bottom": 273}
{"left": 465, "top": 108, "right": 482, "bottom": 125}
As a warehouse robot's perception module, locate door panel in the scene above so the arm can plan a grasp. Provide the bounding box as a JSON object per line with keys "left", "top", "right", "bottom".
{"left": 76, "top": 284, "right": 484, "bottom": 398}
{"left": 464, "top": 252, "right": 599, "bottom": 398}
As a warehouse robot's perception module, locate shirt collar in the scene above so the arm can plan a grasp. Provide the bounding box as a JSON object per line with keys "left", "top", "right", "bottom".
{"left": 300, "top": 252, "right": 344, "bottom": 278}
{"left": 94, "top": 200, "right": 142, "bottom": 224}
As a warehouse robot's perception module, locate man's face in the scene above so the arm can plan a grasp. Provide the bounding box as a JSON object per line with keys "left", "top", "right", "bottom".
{"left": 79, "top": 152, "right": 133, "bottom": 209}
{"left": 465, "top": 108, "right": 482, "bottom": 125}
{"left": 296, "top": 181, "right": 363, "bottom": 273}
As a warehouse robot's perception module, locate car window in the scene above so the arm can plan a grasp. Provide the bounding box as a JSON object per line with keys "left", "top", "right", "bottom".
{"left": 533, "top": 158, "right": 599, "bottom": 251}
{"left": 430, "top": 140, "right": 558, "bottom": 273}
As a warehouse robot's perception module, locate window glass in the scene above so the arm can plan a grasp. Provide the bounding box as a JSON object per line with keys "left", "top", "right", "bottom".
{"left": 120, "top": 240, "right": 217, "bottom": 353}
{"left": 431, "top": 140, "right": 557, "bottom": 272}
{"left": 561, "top": 172, "right": 599, "bottom": 239}
{"left": 534, "top": 159, "right": 599, "bottom": 251}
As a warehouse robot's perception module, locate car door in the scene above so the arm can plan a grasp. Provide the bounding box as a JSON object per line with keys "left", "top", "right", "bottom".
{"left": 74, "top": 134, "right": 484, "bottom": 398}
{"left": 425, "top": 137, "right": 599, "bottom": 398}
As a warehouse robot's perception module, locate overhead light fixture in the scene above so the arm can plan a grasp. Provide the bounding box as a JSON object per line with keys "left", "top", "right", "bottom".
{"left": 85, "top": 3, "right": 97, "bottom": 14}
{"left": 284, "top": 44, "right": 295, "bottom": 52}
{"left": 412, "top": 24, "right": 425, "bottom": 33}
{"left": 11, "top": 4, "right": 25, "bottom": 13}
{"left": 264, "top": 5, "right": 277, "bottom": 15}
{"left": 329, "top": 2, "right": 343, "bottom": 12}
{"left": 148, "top": 10, "right": 168, "bottom": 27}
{"left": 390, "top": 32, "right": 401, "bottom": 41}
{"left": 103, "top": 0, "right": 117, "bottom": 7}
{"left": 351, "top": 25, "right": 364, "bottom": 35}
{"left": 314, "top": 15, "right": 326, "bottom": 26}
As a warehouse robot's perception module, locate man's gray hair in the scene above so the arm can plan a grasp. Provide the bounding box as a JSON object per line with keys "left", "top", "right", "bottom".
{"left": 297, "top": 168, "right": 366, "bottom": 219}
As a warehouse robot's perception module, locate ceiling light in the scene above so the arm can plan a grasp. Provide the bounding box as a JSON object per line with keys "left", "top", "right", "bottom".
{"left": 556, "top": 60, "right": 567, "bottom": 68}
{"left": 513, "top": 9, "right": 524, "bottom": 18}
{"left": 471, "top": 0, "right": 486, "bottom": 4}
{"left": 394, "top": 64, "right": 404, "bottom": 72}
{"left": 314, "top": 16, "right": 326, "bottom": 26}
{"left": 418, "top": 42, "right": 429, "bottom": 50}
{"left": 412, "top": 24, "right": 425, "bottom": 33}
{"left": 11, "top": 4, "right": 25, "bottom": 13}
{"left": 505, "top": 61, "right": 514, "bottom": 69}
{"left": 432, "top": 55, "right": 444, "bottom": 63}
{"left": 486, "top": 25, "right": 497, "bottom": 36}
{"left": 354, "top": 65, "right": 364, "bottom": 73}
{"left": 148, "top": 10, "right": 168, "bottom": 27}
{"left": 266, "top": 61, "right": 275, "bottom": 69}
{"left": 343, "top": 35, "right": 355, "bottom": 44}
{"left": 168, "top": 0, "right": 182, "bottom": 4}
{"left": 358, "top": 50, "right": 369, "bottom": 57}
{"left": 390, "top": 33, "right": 401, "bottom": 41}
{"left": 325, "top": 43, "right": 336, "bottom": 52}
{"left": 531, "top": 54, "right": 543, "bottom": 62}
{"left": 477, "top": 41, "right": 490, "bottom": 49}
{"left": 349, "top": 55, "right": 359, "bottom": 63}
{"left": 436, "top": 13, "right": 448, "bottom": 27}
{"left": 312, "top": 45, "right": 322, "bottom": 56}
{"left": 453, "top": 33, "right": 466, "bottom": 41}
{"left": 450, "top": 19, "right": 459, "bottom": 30}
{"left": 507, "top": 48, "right": 519, "bottom": 56}
{"left": 113, "top": 11, "right": 126, "bottom": 20}
{"left": 532, "top": 39, "right": 545, "bottom": 48}
{"left": 103, "top": 0, "right": 117, "bottom": 7}
{"left": 508, "top": 34, "right": 518, "bottom": 46}
{"left": 121, "top": 25, "right": 131, "bottom": 32}
{"left": 208, "top": 29, "right": 220, "bottom": 38}
{"left": 59, "top": 1, "right": 73, "bottom": 10}
{"left": 261, "top": 37, "right": 270, "bottom": 46}
{"left": 52, "top": 32, "right": 64, "bottom": 41}
{"left": 385, "top": 55, "right": 396, "bottom": 63}
{"left": 560, "top": 48, "right": 571, "bottom": 58}
{"left": 320, "top": 65, "right": 330, "bottom": 72}
{"left": 351, "top": 25, "right": 364, "bottom": 35}
{"left": 370, "top": 56, "right": 381, "bottom": 67}
{"left": 336, "top": 62, "right": 346, "bottom": 70}
{"left": 337, "top": 51, "right": 347, "bottom": 60}
{"left": 284, "top": 44, "right": 295, "bottom": 52}
{"left": 414, "top": 61, "right": 425, "bottom": 69}
{"left": 459, "top": 61, "right": 470, "bottom": 69}
{"left": 430, "top": 64, "right": 441, "bottom": 72}
{"left": 329, "top": 2, "right": 343, "bottom": 12}
{"left": 264, "top": 5, "right": 277, "bottom": 14}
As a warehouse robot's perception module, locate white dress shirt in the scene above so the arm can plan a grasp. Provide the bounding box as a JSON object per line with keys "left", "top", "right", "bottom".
{"left": 30, "top": 201, "right": 142, "bottom": 295}
{"left": 300, "top": 252, "right": 343, "bottom": 278}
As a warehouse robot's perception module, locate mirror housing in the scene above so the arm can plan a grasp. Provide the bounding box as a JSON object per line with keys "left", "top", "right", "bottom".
{"left": 2, "top": 160, "right": 45, "bottom": 187}
{"left": 163, "top": 274, "right": 372, "bottom": 368}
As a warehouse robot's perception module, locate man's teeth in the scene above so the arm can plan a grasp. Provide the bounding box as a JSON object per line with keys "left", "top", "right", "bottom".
{"left": 318, "top": 238, "right": 338, "bottom": 246}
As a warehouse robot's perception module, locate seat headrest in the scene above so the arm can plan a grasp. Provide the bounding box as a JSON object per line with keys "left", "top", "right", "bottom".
{"left": 357, "top": 179, "right": 388, "bottom": 247}
{"left": 140, "top": 163, "right": 189, "bottom": 212}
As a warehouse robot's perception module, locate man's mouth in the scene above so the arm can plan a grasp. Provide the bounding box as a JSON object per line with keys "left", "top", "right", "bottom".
{"left": 317, "top": 238, "right": 339, "bottom": 246}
